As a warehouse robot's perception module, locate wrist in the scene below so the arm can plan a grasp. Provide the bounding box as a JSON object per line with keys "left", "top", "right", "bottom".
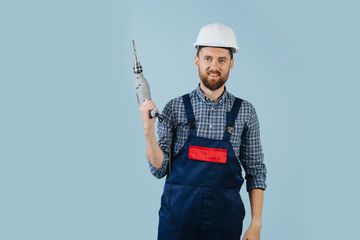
{"left": 144, "top": 125, "right": 155, "bottom": 137}
{"left": 250, "top": 219, "right": 262, "bottom": 228}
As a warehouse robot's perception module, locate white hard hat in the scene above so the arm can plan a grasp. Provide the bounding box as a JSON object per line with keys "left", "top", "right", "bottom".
{"left": 193, "top": 22, "right": 239, "bottom": 53}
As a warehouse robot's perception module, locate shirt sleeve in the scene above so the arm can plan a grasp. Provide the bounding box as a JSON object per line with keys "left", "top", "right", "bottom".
{"left": 148, "top": 101, "right": 174, "bottom": 179}
{"left": 240, "top": 104, "right": 267, "bottom": 191}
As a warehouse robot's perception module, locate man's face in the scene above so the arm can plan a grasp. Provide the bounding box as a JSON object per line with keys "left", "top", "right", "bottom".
{"left": 195, "top": 47, "right": 234, "bottom": 91}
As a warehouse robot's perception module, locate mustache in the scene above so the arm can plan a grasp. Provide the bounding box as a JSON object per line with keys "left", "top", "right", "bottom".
{"left": 207, "top": 71, "right": 221, "bottom": 75}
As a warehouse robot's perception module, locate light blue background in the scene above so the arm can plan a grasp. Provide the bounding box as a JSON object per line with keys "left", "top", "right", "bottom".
{"left": 1, "top": 0, "right": 359, "bottom": 239}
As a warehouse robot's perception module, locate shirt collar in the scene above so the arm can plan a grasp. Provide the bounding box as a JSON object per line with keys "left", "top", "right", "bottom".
{"left": 196, "top": 84, "right": 229, "bottom": 105}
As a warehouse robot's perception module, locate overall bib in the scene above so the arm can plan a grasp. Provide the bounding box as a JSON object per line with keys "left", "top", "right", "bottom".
{"left": 158, "top": 94, "right": 245, "bottom": 240}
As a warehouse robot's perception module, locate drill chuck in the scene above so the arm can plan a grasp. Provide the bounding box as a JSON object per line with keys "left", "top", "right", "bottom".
{"left": 133, "top": 62, "right": 143, "bottom": 74}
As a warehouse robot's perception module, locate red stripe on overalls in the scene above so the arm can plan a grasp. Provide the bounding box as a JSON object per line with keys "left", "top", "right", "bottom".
{"left": 188, "top": 145, "right": 228, "bottom": 164}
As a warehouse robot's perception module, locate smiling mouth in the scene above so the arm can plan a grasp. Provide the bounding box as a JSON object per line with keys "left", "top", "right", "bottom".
{"left": 208, "top": 73, "right": 220, "bottom": 78}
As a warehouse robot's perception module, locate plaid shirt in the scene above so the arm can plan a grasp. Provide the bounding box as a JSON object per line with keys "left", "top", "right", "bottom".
{"left": 149, "top": 85, "right": 267, "bottom": 191}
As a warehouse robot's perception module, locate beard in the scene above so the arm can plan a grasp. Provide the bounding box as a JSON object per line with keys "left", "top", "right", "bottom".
{"left": 199, "top": 69, "right": 230, "bottom": 91}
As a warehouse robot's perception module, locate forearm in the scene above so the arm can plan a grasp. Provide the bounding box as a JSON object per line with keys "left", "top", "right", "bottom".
{"left": 145, "top": 125, "right": 164, "bottom": 169}
{"left": 139, "top": 99, "right": 165, "bottom": 169}
{"left": 248, "top": 188, "right": 264, "bottom": 227}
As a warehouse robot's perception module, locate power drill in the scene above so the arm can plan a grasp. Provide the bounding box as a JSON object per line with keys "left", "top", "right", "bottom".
{"left": 132, "top": 40, "right": 165, "bottom": 122}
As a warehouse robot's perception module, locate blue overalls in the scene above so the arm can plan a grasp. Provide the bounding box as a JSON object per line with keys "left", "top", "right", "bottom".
{"left": 158, "top": 94, "right": 245, "bottom": 240}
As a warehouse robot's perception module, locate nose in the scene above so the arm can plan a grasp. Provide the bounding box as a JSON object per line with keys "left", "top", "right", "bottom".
{"left": 209, "top": 60, "right": 220, "bottom": 71}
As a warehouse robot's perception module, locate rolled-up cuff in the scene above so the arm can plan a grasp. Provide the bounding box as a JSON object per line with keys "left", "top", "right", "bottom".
{"left": 148, "top": 156, "right": 168, "bottom": 179}
{"left": 246, "top": 175, "right": 267, "bottom": 192}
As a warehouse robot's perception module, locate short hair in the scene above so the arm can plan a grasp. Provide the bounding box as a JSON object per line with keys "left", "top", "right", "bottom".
{"left": 196, "top": 46, "right": 233, "bottom": 60}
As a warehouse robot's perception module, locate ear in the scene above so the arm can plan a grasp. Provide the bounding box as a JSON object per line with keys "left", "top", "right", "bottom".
{"left": 195, "top": 55, "right": 199, "bottom": 69}
{"left": 229, "top": 58, "right": 234, "bottom": 70}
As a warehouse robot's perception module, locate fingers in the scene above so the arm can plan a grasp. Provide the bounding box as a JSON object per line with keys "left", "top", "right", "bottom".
{"left": 139, "top": 99, "right": 157, "bottom": 113}
{"left": 139, "top": 100, "right": 157, "bottom": 131}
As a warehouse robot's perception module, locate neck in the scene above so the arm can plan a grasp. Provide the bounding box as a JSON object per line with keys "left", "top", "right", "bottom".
{"left": 199, "top": 82, "right": 225, "bottom": 102}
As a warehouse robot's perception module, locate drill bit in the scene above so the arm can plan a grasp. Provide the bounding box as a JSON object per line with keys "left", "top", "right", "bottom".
{"left": 132, "top": 40, "right": 139, "bottom": 63}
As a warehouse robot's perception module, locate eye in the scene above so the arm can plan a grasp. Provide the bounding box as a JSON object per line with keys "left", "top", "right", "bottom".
{"left": 220, "top": 59, "right": 226, "bottom": 63}
{"left": 205, "top": 57, "right": 211, "bottom": 61}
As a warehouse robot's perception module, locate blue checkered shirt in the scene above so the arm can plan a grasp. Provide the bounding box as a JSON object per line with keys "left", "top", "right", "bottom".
{"left": 149, "top": 85, "right": 267, "bottom": 191}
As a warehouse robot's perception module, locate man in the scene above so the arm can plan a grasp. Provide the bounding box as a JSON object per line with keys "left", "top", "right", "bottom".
{"left": 139, "top": 23, "right": 267, "bottom": 240}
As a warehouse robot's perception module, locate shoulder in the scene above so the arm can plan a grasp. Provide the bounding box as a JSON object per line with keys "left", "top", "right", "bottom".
{"left": 163, "top": 95, "right": 183, "bottom": 113}
{"left": 240, "top": 99, "right": 256, "bottom": 115}
{"left": 162, "top": 89, "right": 197, "bottom": 126}
{"left": 227, "top": 91, "right": 255, "bottom": 110}
{"left": 227, "top": 91, "right": 257, "bottom": 121}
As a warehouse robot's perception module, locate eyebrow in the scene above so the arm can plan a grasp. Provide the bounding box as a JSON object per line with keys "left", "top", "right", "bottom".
{"left": 204, "top": 55, "right": 228, "bottom": 60}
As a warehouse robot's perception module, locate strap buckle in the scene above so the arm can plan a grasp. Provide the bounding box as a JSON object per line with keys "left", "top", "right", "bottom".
{"left": 225, "top": 126, "right": 234, "bottom": 134}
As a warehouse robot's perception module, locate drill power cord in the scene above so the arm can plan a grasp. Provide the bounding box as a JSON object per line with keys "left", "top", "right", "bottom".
{"left": 165, "top": 119, "right": 183, "bottom": 240}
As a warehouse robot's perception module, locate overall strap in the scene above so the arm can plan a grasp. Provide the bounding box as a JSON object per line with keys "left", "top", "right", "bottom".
{"left": 223, "top": 98, "right": 243, "bottom": 142}
{"left": 182, "top": 94, "right": 197, "bottom": 136}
